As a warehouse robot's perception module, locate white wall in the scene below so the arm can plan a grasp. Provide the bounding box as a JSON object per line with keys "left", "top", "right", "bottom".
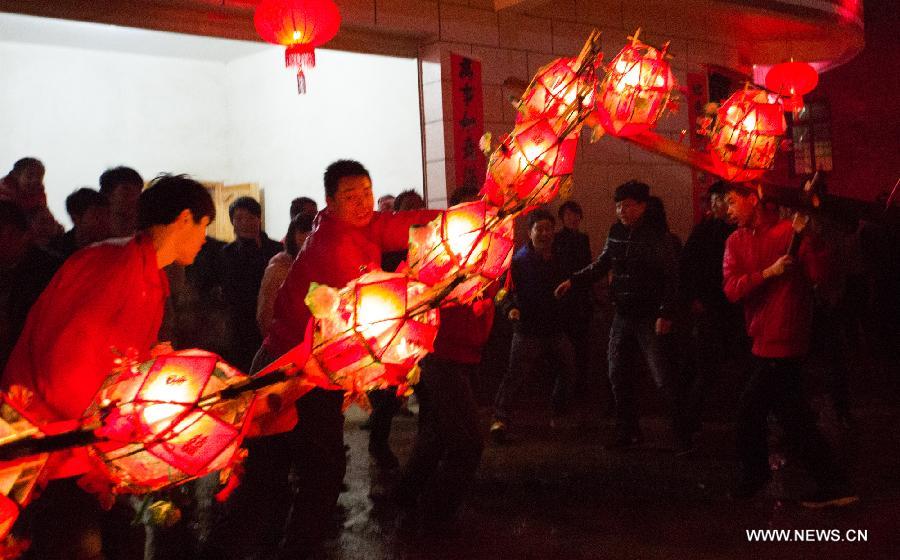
{"left": 225, "top": 48, "right": 423, "bottom": 238}
{"left": 0, "top": 16, "right": 423, "bottom": 239}
{"left": 0, "top": 40, "right": 230, "bottom": 227}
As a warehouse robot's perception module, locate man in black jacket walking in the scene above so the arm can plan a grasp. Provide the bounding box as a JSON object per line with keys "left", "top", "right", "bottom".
{"left": 556, "top": 180, "right": 688, "bottom": 450}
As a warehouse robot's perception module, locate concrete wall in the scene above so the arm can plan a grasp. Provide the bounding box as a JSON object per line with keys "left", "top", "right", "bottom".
{"left": 396, "top": 0, "right": 745, "bottom": 251}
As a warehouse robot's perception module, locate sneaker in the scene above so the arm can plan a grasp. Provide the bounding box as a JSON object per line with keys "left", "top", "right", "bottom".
{"left": 800, "top": 491, "right": 860, "bottom": 509}
{"left": 604, "top": 432, "right": 643, "bottom": 450}
{"left": 369, "top": 445, "right": 400, "bottom": 471}
{"left": 489, "top": 420, "right": 507, "bottom": 443}
{"left": 729, "top": 476, "right": 770, "bottom": 500}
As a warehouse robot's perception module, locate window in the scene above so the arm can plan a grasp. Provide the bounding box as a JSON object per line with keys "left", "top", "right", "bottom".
{"left": 788, "top": 99, "right": 833, "bottom": 176}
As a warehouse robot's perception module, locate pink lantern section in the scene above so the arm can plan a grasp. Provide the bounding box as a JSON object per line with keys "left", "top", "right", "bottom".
{"left": 594, "top": 32, "right": 675, "bottom": 137}
{"left": 708, "top": 86, "right": 786, "bottom": 182}
{"left": 0, "top": 398, "right": 48, "bottom": 541}
{"left": 310, "top": 272, "right": 440, "bottom": 394}
{"left": 518, "top": 57, "right": 596, "bottom": 124}
{"left": 90, "top": 350, "right": 255, "bottom": 493}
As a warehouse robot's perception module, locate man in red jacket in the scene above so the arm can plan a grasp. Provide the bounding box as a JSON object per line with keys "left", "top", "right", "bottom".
{"left": 208, "top": 160, "right": 438, "bottom": 559}
{"left": 394, "top": 186, "right": 494, "bottom": 533}
{"left": 3, "top": 174, "right": 214, "bottom": 558}
{"left": 722, "top": 183, "right": 856, "bottom": 508}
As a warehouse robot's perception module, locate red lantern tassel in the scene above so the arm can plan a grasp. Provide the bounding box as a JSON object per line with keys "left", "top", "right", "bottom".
{"left": 285, "top": 45, "right": 316, "bottom": 94}
{"left": 296, "top": 70, "right": 307, "bottom": 95}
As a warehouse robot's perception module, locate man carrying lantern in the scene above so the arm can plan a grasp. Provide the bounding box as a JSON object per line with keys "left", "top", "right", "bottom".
{"left": 721, "top": 183, "right": 857, "bottom": 507}
{"left": 555, "top": 180, "right": 689, "bottom": 452}
{"left": 2, "top": 174, "right": 215, "bottom": 558}
{"left": 394, "top": 186, "right": 495, "bottom": 534}
{"left": 208, "top": 160, "right": 438, "bottom": 559}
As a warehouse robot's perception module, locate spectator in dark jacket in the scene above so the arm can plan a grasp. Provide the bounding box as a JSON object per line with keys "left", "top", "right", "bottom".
{"left": 0, "top": 200, "right": 62, "bottom": 371}
{"left": 553, "top": 200, "right": 594, "bottom": 391}
{"left": 556, "top": 180, "right": 688, "bottom": 450}
{"left": 51, "top": 187, "right": 111, "bottom": 259}
{"left": 221, "top": 196, "right": 282, "bottom": 371}
{"left": 490, "top": 209, "right": 577, "bottom": 442}
{"left": 679, "top": 181, "right": 744, "bottom": 435}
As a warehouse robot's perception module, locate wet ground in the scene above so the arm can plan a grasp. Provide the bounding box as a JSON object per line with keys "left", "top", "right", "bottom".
{"left": 317, "top": 387, "right": 899, "bottom": 560}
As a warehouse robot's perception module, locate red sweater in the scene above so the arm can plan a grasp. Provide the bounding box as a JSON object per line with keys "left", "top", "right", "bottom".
{"left": 265, "top": 208, "right": 439, "bottom": 358}
{"left": 723, "top": 218, "right": 827, "bottom": 358}
{"left": 432, "top": 298, "right": 495, "bottom": 364}
{"left": 2, "top": 235, "right": 169, "bottom": 422}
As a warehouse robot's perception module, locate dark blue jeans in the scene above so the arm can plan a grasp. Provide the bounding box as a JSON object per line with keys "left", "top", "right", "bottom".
{"left": 494, "top": 331, "right": 576, "bottom": 423}
{"left": 607, "top": 312, "right": 683, "bottom": 438}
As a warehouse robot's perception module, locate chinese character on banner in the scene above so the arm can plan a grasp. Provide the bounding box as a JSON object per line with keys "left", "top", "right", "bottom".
{"left": 686, "top": 72, "right": 711, "bottom": 223}
{"left": 450, "top": 54, "right": 486, "bottom": 194}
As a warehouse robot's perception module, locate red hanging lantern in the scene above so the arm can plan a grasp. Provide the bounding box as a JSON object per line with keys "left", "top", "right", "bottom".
{"left": 765, "top": 61, "right": 818, "bottom": 112}
{"left": 0, "top": 398, "right": 49, "bottom": 541}
{"left": 594, "top": 30, "right": 675, "bottom": 137}
{"left": 518, "top": 57, "right": 596, "bottom": 124}
{"left": 254, "top": 0, "right": 341, "bottom": 94}
{"left": 309, "top": 272, "right": 440, "bottom": 396}
{"left": 89, "top": 350, "right": 255, "bottom": 493}
{"left": 707, "top": 86, "right": 786, "bottom": 182}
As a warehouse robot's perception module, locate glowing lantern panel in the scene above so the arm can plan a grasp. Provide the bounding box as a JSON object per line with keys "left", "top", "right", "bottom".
{"left": 407, "top": 201, "right": 491, "bottom": 287}
{"left": 311, "top": 272, "right": 439, "bottom": 393}
{"left": 90, "top": 351, "right": 255, "bottom": 493}
{"left": 0, "top": 398, "right": 48, "bottom": 540}
{"left": 594, "top": 34, "right": 675, "bottom": 136}
{"left": 441, "top": 215, "right": 515, "bottom": 305}
{"left": 708, "top": 87, "right": 786, "bottom": 182}
{"left": 254, "top": 0, "right": 342, "bottom": 93}
{"left": 519, "top": 57, "right": 596, "bottom": 124}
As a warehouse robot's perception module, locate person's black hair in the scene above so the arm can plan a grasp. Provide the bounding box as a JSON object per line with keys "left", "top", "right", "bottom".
{"left": 138, "top": 174, "right": 215, "bottom": 230}
{"left": 558, "top": 200, "right": 583, "bottom": 219}
{"left": 527, "top": 208, "right": 555, "bottom": 230}
{"left": 393, "top": 189, "right": 426, "bottom": 211}
{"left": 707, "top": 180, "right": 730, "bottom": 198}
{"left": 722, "top": 182, "right": 757, "bottom": 198}
{"left": 614, "top": 180, "right": 650, "bottom": 203}
{"left": 448, "top": 186, "right": 480, "bottom": 206}
{"left": 11, "top": 157, "right": 44, "bottom": 175}
{"left": 0, "top": 200, "right": 28, "bottom": 231}
{"left": 99, "top": 166, "right": 144, "bottom": 196}
{"left": 644, "top": 196, "right": 671, "bottom": 234}
{"left": 324, "top": 160, "right": 370, "bottom": 199}
{"left": 228, "top": 196, "right": 262, "bottom": 223}
{"left": 290, "top": 196, "right": 317, "bottom": 219}
{"left": 285, "top": 213, "right": 314, "bottom": 257}
{"left": 65, "top": 188, "right": 108, "bottom": 220}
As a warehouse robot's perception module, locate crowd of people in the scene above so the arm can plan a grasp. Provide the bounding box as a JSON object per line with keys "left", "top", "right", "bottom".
{"left": 1, "top": 154, "right": 898, "bottom": 559}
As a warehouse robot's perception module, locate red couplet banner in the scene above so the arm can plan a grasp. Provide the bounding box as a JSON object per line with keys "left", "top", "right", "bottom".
{"left": 450, "top": 53, "right": 487, "bottom": 192}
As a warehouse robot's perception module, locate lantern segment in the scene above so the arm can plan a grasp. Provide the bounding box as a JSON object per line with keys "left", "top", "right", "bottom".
{"left": 309, "top": 272, "right": 440, "bottom": 394}
{"left": 0, "top": 398, "right": 48, "bottom": 540}
{"left": 594, "top": 31, "right": 675, "bottom": 137}
{"left": 440, "top": 215, "right": 515, "bottom": 305}
{"left": 407, "top": 201, "right": 493, "bottom": 287}
{"left": 89, "top": 350, "right": 256, "bottom": 493}
{"left": 254, "top": 0, "right": 342, "bottom": 94}
{"left": 707, "top": 86, "right": 786, "bottom": 182}
{"left": 765, "top": 61, "right": 818, "bottom": 112}
{"left": 518, "top": 57, "right": 597, "bottom": 125}
{"left": 481, "top": 118, "right": 579, "bottom": 211}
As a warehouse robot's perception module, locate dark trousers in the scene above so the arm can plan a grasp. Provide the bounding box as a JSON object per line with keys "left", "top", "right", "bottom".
{"left": 736, "top": 357, "right": 845, "bottom": 492}
{"left": 397, "top": 356, "right": 484, "bottom": 524}
{"left": 367, "top": 388, "right": 400, "bottom": 453}
{"left": 494, "top": 331, "right": 576, "bottom": 422}
{"left": 682, "top": 304, "right": 746, "bottom": 431}
{"left": 205, "top": 346, "right": 346, "bottom": 559}
{"left": 607, "top": 313, "right": 685, "bottom": 438}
